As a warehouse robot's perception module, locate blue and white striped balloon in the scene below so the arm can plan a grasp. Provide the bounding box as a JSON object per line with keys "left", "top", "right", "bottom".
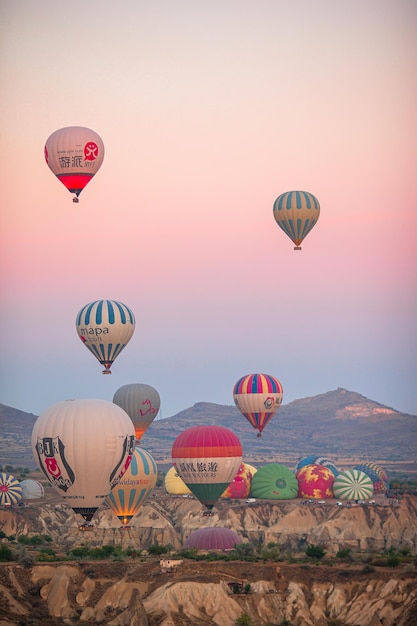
{"left": 76, "top": 299, "right": 135, "bottom": 374}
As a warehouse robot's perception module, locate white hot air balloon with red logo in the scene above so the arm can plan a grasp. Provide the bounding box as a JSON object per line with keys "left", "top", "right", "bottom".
{"left": 44, "top": 126, "right": 104, "bottom": 202}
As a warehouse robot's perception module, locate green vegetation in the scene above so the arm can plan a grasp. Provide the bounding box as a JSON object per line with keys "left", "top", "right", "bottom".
{"left": 235, "top": 612, "right": 253, "bottom": 626}
{"left": 305, "top": 544, "right": 326, "bottom": 560}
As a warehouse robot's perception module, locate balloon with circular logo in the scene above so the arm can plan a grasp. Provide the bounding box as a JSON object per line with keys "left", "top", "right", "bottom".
{"left": 31, "top": 399, "right": 135, "bottom": 522}
{"left": 273, "top": 190, "right": 320, "bottom": 250}
{"left": 233, "top": 373, "right": 283, "bottom": 436}
{"left": 172, "top": 425, "right": 242, "bottom": 514}
{"left": 76, "top": 300, "right": 135, "bottom": 374}
{"left": 44, "top": 126, "right": 104, "bottom": 202}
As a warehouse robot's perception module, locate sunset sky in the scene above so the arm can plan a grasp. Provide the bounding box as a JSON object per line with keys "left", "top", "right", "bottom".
{"left": 1, "top": 0, "right": 416, "bottom": 420}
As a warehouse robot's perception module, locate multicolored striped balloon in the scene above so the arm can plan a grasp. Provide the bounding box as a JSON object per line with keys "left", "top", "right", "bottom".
{"left": 76, "top": 300, "right": 135, "bottom": 374}
{"left": 0, "top": 473, "right": 23, "bottom": 506}
{"left": 233, "top": 373, "right": 283, "bottom": 436}
{"left": 333, "top": 469, "right": 374, "bottom": 501}
{"left": 106, "top": 446, "right": 158, "bottom": 526}
{"left": 172, "top": 425, "right": 242, "bottom": 513}
{"left": 273, "top": 190, "right": 320, "bottom": 250}
{"left": 354, "top": 462, "right": 389, "bottom": 494}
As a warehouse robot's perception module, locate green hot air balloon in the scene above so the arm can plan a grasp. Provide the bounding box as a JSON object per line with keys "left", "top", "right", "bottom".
{"left": 250, "top": 463, "right": 298, "bottom": 500}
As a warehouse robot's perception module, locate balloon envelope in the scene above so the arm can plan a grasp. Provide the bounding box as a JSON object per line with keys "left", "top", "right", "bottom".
{"left": 297, "top": 464, "right": 335, "bottom": 499}
{"left": 273, "top": 190, "right": 320, "bottom": 250}
{"left": 0, "top": 473, "right": 22, "bottom": 506}
{"left": 172, "top": 425, "right": 242, "bottom": 512}
{"left": 113, "top": 383, "right": 160, "bottom": 442}
{"left": 20, "top": 479, "right": 45, "bottom": 500}
{"left": 251, "top": 463, "right": 298, "bottom": 500}
{"left": 106, "top": 446, "right": 157, "bottom": 526}
{"left": 76, "top": 300, "right": 135, "bottom": 374}
{"left": 44, "top": 126, "right": 104, "bottom": 201}
{"left": 353, "top": 462, "right": 389, "bottom": 494}
{"left": 31, "top": 399, "right": 135, "bottom": 521}
{"left": 221, "top": 462, "right": 253, "bottom": 499}
{"left": 233, "top": 373, "right": 283, "bottom": 435}
{"left": 294, "top": 456, "right": 339, "bottom": 477}
{"left": 164, "top": 466, "right": 192, "bottom": 495}
{"left": 333, "top": 469, "right": 374, "bottom": 500}
{"left": 183, "top": 527, "right": 242, "bottom": 551}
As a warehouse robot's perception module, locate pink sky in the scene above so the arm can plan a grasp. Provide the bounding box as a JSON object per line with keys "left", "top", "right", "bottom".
{"left": 1, "top": 0, "right": 416, "bottom": 419}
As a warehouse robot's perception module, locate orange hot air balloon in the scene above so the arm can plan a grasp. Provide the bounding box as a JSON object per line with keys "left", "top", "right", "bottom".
{"left": 44, "top": 126, "right": 104, "bottom": 202}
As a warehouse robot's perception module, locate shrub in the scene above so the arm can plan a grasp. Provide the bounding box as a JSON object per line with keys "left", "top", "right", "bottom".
{"left": 235, "top": 611, "right": 253, "bottom": 625}
{"left": 0, "top": 545, "right": 14, "bottom": 562}
{"left": 387, "top": 555, "right": 400, "bottom": 568}
{"left": 336, "top": 548, "right": 352, "bottom": 560}
{"left": 306, "top": 544, "right": 326, "bottom": 559}
{"left": 148, "top": 542, "right": 171, "bottom": 555}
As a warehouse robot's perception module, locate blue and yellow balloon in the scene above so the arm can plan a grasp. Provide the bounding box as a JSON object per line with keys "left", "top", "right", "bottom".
{"left": 273, "top": 190, "right": 320, "bottom": 250}
{"left": 106, "top": 446, "right": 158, "bottom": 527}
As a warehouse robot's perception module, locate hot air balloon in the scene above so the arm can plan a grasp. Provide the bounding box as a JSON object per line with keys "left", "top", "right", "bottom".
{"left": 297, "top": 464, "right": 335, "bottom": 499}
{"left": 172, "top": 425, "right": 242, "bottom": 514}
{"left": 183, "top": 527, "right": 242, "bottom": 551}
{"left": 273, "top": 190, "right": 320, "bottom": 250}
{"left": 76, "top": 300, "right": 135, "bottom": 374}
{"left": 251, "top": 463, "right": 298, "bottom": 500}
{"left": 20, "top": 479, "right": 45, "bottom": 500}
{"left": 164, "top": 466, "right": 192, "bottom": 496}
{"left": 0, "top": 473, "right": 23, "bottom": 506}
{"left": 106, "top": 446, "right": 157, "bottom": 527}
{"left": 31, "top": 399, "right": 135, "bottom": 522}
{"left": 221, "top": 462, "right": 253, "bottom": 499}
{"left": 44, "top": 126, "right": 104, "bottom": 202}
{"left": 233, "top": 373, "right": 283, "bottom": 436}
{"left": 353, "top": 462, "right": 389, "bottom": 494}
{"left": 294, "top": 456, "right": 339, "bottom": 477}
{"left": 113, "top": 383, "right": 160, "bottom": 442}
{"left": 333, "top": 469, "right": 374, "bottom": 501}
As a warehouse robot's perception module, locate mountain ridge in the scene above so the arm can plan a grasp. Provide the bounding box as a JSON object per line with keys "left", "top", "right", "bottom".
{"left": 1, "top": 388, "right": 416, "bottom": 468}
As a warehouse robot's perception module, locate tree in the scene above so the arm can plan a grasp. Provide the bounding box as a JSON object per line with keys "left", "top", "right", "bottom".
{"left": 235, "top": 612, "right": 253, "bottom": 626}
{"left": 306, "top": 544, "right": 326, "bottom": 559}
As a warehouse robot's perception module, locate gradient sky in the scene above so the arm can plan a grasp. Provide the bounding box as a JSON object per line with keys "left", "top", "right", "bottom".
{"left": 1, "top": 0, "right": 416, "bottom": 420}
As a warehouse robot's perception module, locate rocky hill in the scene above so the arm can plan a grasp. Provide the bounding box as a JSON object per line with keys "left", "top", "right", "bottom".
{"left": 1, "top": 388, "right": 417, "bottom": 471}
{"left": 0, "top": 493, "right": 417, "bottom": 625}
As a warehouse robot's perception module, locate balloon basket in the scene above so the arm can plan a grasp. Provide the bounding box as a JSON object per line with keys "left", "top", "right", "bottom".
{"left": 73, "top": 197, "right": 79, "bottom": 203}
{"left": 102, "top": 370, "right": 112, "bottom": 375}
{"left": 294, "top": 246, "right": 302, "bottom": 251}
{"left": 78, "top": 524, "right": 94, "bottom": 531}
